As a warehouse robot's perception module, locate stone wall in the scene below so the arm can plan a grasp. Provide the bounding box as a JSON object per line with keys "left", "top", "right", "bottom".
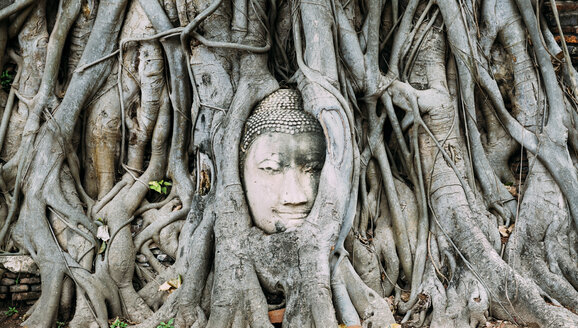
{"left": 544, "top": 0, "right": 578, "bottom": 67}
{"left": 0, "top": 272, "right": 41, "bottom": 304}
{"left": 0, "top": 255, "right": 40, "bottom": 304}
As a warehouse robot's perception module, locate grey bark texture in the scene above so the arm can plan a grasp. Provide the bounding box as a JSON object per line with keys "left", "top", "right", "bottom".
{"left": 0, "top": 0, "right": 575, "bottom": 327}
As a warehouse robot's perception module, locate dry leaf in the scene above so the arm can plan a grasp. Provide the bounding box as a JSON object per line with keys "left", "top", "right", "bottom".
{"left": 82, "top": 3, "right": 91, "bottom": 18}
{"left": 168, "top": 275, "right": 182, "bottom": 289}
{"left": 401, "top": 291, "right": 410, "bottom": 302}
{"left": 158, "top": 282, "right": 172, "bottom": 292}
{"left": 159, "top": 275, "right": 182, "bottom": 293}
{"left": 268, "top": 309, "right": 285, "bottom": 324}
{"left": 505, "top": 185, "right": 517, "bottom": 197}
{"left": 98, "top": 241, "right": 107, "bottom": 254}
{"left": 97, "top": 225, "right": 110, "bottom": 241}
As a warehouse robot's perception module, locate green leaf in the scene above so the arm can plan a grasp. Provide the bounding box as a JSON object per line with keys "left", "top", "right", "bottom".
{"left": 110, "top": 318, "right": 128, "bottom": 328}
{"left": 149, "top": 181, "right": 161, "bottom": 193}
{"left": 4, "top": 306, "right": 17, "bottom": 316}
{"left": 0, "top": 70, "right": 15, "bottom": 91}
{"left": 98, "top": 241, "right": 107, "bottom": 254}
{"left": 149, "top": 180, "right": 172, "bottom": 194}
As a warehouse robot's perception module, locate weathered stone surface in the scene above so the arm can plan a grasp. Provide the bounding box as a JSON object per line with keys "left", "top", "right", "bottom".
{"left": 0, "top": 255, "right": 39, "bottom": 274}
{"left": 19, "top": 277, "right": 40, "bottom": 285}
{"left": 1, "top": 278, "right": 15, "bottom": 285}
{"left": 10, "top": 284, "right": 29, "bottom": 293}
{"left": 136, "top": 254, "right": 148, "bottom": 263}
{"left": 3, "top": 272, "right": 18, "bottom": 279}
{"left": 0, "top": 257, "right": 43, "bottom": 303}
{"left": 0, "top": 1, "right": 17, "bottom": 12}
{"left": 544, "top": 0, "right": 578, "bottom": 66}
{"left": 12, "top": 291, "right": 41, "bottom": 301}
{"left": 156, "top": 254, "right": 169, "bottom": 262}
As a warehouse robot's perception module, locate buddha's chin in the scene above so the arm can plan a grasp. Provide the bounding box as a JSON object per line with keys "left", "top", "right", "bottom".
{"left": 273, "top": 218, "right": 305, "bottom": 233}
{"left": 254, "top": 214, "right": 309, "bottom": 234}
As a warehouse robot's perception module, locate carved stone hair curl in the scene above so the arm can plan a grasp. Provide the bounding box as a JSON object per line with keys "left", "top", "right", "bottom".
{"left": 240, "top": 89, "right": 323, "bottom": 152}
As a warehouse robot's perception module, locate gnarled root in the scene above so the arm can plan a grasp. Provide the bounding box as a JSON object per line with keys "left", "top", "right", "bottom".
{"left": 336, "top": 258, "right": 396, "bottom": 327}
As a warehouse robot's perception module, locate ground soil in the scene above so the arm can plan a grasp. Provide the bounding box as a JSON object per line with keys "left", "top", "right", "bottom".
{"left": 0, "top": 301, "right": 32, "bottom": 327}
{"left": 0, "top": 300, "right": 554, "bottom": 327}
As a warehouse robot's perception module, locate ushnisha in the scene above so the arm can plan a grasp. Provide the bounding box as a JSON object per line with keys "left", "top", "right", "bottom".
{"left": 241, "top": 89, "right": 323, "bottom": 153}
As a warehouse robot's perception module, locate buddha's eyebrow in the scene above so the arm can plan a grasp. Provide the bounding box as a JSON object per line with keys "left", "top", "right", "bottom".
{"left": 256, "top": 153, "right": 282, "bottom": 164}
{"left": 301, "top": 150, "right": 325, "bottom": 159}
{"left": 257, "top": 158, "right": 281, "bottom": 165}
{"left": 296, "top": 155, "right": 325, "bottom": 167}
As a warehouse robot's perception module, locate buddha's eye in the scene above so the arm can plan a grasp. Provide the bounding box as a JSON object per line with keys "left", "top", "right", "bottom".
{"left": 303, "top": 161, "right": 323, "bottom": 173}
{"left": 258, "top": 160, "right": 281, "bottom": 174}
{"left": 262, "top": 166, "right": 281, "bottom": 174}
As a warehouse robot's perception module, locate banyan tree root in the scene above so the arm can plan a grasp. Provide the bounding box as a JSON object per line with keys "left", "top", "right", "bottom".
{"left": 0, "top": 0, "right": 576, "bottom": 327}
{"left": 4, "top": 0, "right": 130, "bottom": 326}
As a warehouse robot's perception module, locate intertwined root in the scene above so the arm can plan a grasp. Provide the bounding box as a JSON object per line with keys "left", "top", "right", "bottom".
{"left": 0, "top": 1, "right": 577, "bottom": 327}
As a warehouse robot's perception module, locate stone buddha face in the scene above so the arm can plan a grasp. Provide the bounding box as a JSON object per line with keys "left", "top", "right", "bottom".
{"left": 241, "top": 89, "right": 326, "bottom": 234}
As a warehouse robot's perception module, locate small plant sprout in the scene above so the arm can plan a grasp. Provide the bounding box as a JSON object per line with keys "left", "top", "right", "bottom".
{"left": 5, "top": 306, "right": 18, "bottom": 316}
{"left": 109, "top": 318, "right": 128, "bottom": 328}
{"left": 0, "top": 69, "right": 15, "bottom": 91}
{"left": 148, "top": 180, "right": 172, "bottom": 194}
{"left": 156, "top": 318, "right": 175, "bottom": 328}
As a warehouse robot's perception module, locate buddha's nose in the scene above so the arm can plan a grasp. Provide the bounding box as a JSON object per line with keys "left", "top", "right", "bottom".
{"left": 282, "top": 169, "right": 309, "bottom": 205}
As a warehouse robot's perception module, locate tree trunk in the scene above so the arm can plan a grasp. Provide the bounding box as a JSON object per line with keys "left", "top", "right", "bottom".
{"left": 0, "top": 0, "right": 575, "bottom": 327}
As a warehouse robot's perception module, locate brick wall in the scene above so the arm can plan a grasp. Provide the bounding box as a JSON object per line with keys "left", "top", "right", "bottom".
{"left": 0, "top": 255, "right": 41, "bottom": 305}
{"left": 544, "top": 0, "right": 578, "bottom": 67}
{"left": 0, "top": 272, "right": 41, "bottom": 304}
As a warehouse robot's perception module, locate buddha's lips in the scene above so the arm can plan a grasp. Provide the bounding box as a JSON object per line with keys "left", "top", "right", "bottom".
{"left": 274, "top": 211, "right": 309, "bottom": 220}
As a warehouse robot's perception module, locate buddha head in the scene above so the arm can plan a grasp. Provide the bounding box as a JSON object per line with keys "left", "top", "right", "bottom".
{"left": 241, "top": 89, "right": 326, "bottom": 234}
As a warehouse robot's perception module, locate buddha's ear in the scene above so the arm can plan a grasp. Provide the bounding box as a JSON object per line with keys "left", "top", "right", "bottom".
{"left": 294, "top": 70, "right": 351, "bottom": 166}
{"left": 318, "top": 109, "right": 348, "bottom": 166}
{"left": 294, "top": 78, "right": 355, "bottom": 252}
